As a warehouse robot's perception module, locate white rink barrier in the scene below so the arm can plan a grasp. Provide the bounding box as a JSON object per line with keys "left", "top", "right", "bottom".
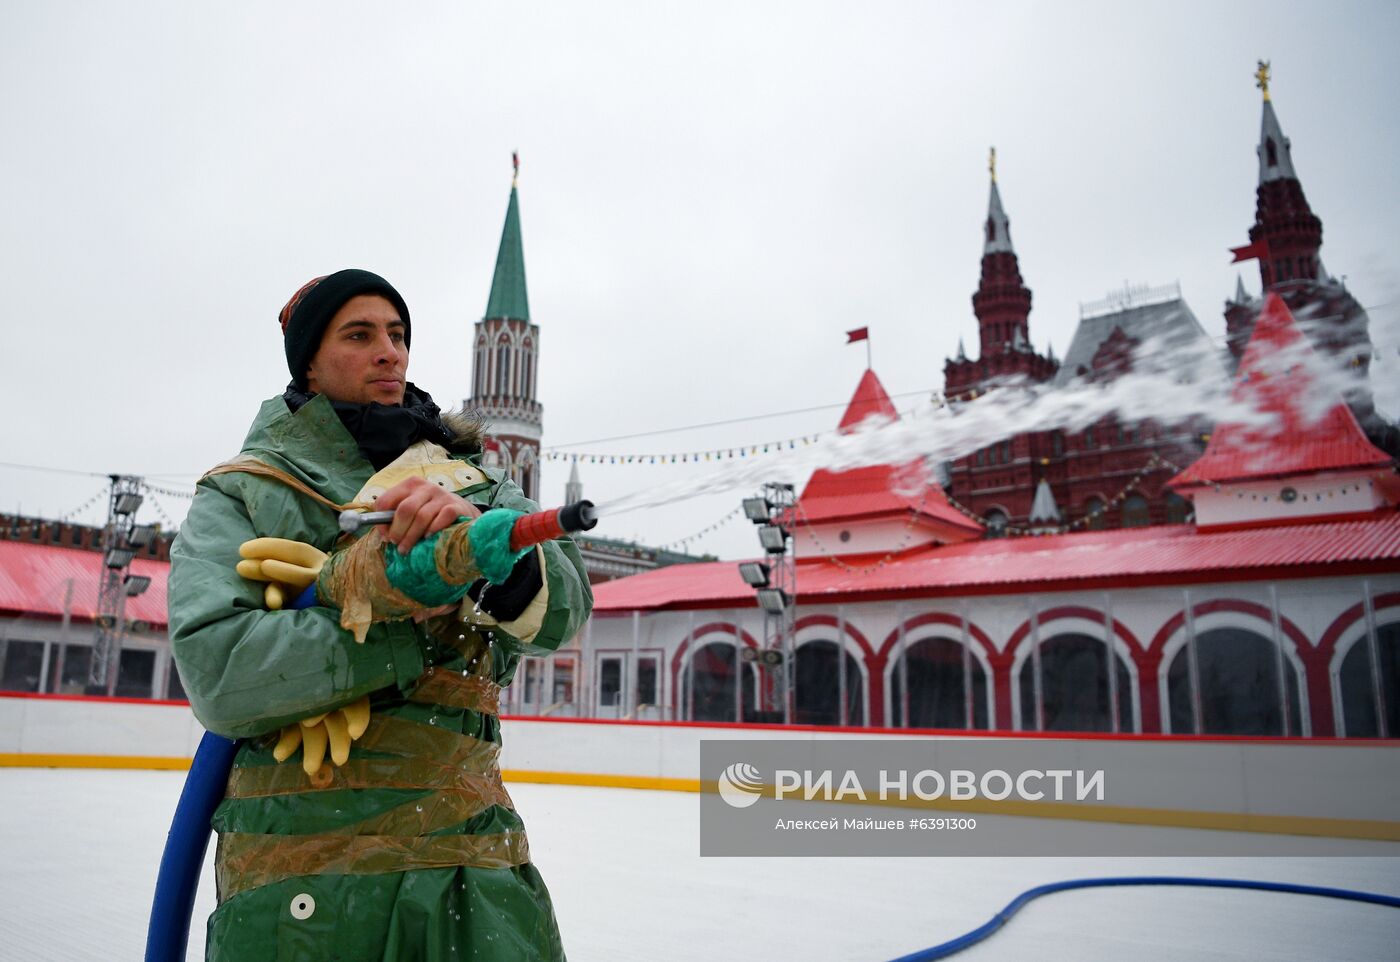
{"left": 3, "top": 694, "right": 1398, "bottom": 839}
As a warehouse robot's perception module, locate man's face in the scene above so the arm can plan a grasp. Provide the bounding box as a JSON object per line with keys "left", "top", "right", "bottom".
{"left": 305, "top": 294, "right": 409, "bottom": 405}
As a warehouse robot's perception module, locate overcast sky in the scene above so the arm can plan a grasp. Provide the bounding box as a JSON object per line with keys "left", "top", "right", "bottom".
{"left": 4, "top": 1, "right": 1398, "bottom": 560}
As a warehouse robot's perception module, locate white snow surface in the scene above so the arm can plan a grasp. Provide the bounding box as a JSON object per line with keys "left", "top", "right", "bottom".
{"left": 1, "top": 768, "right": 1398, "bottom": 961}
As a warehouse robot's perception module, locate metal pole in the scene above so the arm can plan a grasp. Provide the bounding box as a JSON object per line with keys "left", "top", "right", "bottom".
{"left": 897, "top": 604, "right": 909, "bottom": 727}
{"left": 734, "top": 610, "right": 743, "bottom": 724}
{"left": 837, "top": 604, "right": 848, "bottom": 727}
{"left": 686, "top": 609, "right": 695, "bottom": 722}
{"left": 1362, "top": 580, "right": 1389, "bottom": 739}
{"left": 1028, "top": 596, "right": 1045, "bottom": 732}
{"left": 106, "top": 589, "right": 131, "bottom": 697}
{"left": 51, "top": 580, "right": 72, "bottom": 693}
{"left": 631, "top": 609, "right": 641, "bottom": 718}
{"left": 1103, "top": 591, "right": 1119, "bottom": 733}
{"left": 1183, "top": 588, "right": 1204, "bottom": 735}
{"left": 959, "top": 601, "right": 974, "bottom": 730}
{"left": 1267, "top": 584, "right": 1291, "bottom": 736}
{"left": 582, "top": 617, "right": 594, "bottom": 718}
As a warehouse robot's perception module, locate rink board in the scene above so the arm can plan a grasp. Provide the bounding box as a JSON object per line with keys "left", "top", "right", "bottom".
{"left": 2, "top": 692, "right": 1398, "bottom": 839}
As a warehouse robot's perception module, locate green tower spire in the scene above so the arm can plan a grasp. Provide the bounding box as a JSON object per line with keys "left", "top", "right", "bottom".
{"left": 484, "top": 159, "right": 530, "bottom": 322}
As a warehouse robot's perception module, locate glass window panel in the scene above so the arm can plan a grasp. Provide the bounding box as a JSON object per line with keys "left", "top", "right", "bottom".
{"left": 0, "top": 639, "right": 45, "bottom": 693}
{"left": 891, "top": 638, "right": 986, "bottom": 730}
{"left": 637, "top": 657, "right": 658, "bottom": 706}
{"left": 114, "top": 648, "right": 155, "bottom": 699}
{"left": 552, "top": 660, "right": 575, "bottom": 704}
{"left": 1017, "top": 633, "right": 1131, "bottom": 732}
{"left": 682, "top": 642, "right": 755, "bottom": 722}
{"left": 1167, "top": 628, "right": 1297, "bottom": 735}
{"left": 599, "top": 657, "right": 622, "bottom": 707}
{"left": 794, "top": 641, "right": 865, "bottom": 727}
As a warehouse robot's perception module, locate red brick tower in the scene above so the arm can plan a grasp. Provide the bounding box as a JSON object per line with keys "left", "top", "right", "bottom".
{"left": 943, "top": 150, "right": 1060, "bottom": 535}
{"left": 944, "top": 149, "right": 1058, "bottom": 401}
{"left": 1226, "top": 62, "right": 1394, "bottom": 454}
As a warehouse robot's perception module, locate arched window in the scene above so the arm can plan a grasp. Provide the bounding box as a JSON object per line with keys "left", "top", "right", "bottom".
{"left": 1165, "top": 493, "right": 1191, "bottom": 524}
{"left": 986, "top": 218, "right": 996, "bottom": 243}
{"left": 1084, "top": 426, "right": 1096, "bottom": 449}
{"left": 1266, "top": 138, "right": 1278, "bottom": 167}
{"left": 681, "top": 642, "right": 757, "bottom": 722}
{"left": 1019, "top": 633, "right": 1132, "bottom": 732}
{"left": 1051, "top": 432, "right": 1064, "bottom": 457}
{"left": 983, "top": 509, "right": 1008, "bottom": 539}
{"left": 521, "top": 339, "right": 533, "bottom": 398}
{"left": 474, "top": 338, "right": 487, "bottom": 396}
{"left": 1167, "top": 627, "right": 1302, "bottom": 735}
{"left": 495, "top": 337, "right": 511, "bottom": 395}
{"left": 1083, "top": 497, "right": 1106, "bottom": 530}
{"left": 889, "top": 637, "right": 989, "bottom": 730}
{"left": 1338, "top": 623, "right": 1400, "bottom": 737}
{"left": 793, "top": 640, "right": 864, "bottom": 726}
{"left": 1121, "top": 494, "right": 1150, "bottom": 528}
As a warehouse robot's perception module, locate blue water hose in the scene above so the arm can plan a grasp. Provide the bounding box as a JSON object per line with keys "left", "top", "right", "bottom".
{"left": 887, "top": 875, "right": 1400, "bottom": 961}
{"left": 143, "top": 730, "right": 238, "bottom": 962}
{"left": 144, "top": 587, "right": 318, "bottom": 961}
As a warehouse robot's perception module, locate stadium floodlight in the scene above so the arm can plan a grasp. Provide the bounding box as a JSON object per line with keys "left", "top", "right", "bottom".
{"left": 756, "top": 588, "right": 789, "bottom": 614}
{"left": 123, "top": 574, "right": 152, "bottom": 596}
{"left": 742, "top": 497, "right": 772, "bottom": 523}
{"left": 127, "top": 524, "right": 158, "bottom": 548}
{"left": 104, "top": 547, "right": 136, "bottom": 569}
{"left": 761, "top": 648, "right": 784, "bottom": 666}
{"left": 740, "top": 647, "right": 759, "bottom": 663}
{"left": 738, "top": 562, "right": 771, "bottom": 587}
{"left": 757, "top": 525, "right": 788, "bottom": 553}
{"left": 113, "top": 492, "right": 144, "bottom": 516}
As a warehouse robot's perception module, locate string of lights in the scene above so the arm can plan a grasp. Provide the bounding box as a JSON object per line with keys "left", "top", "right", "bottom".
{"left": 652, "top": 506, "right": 743, "bottom": 553}
{"left": 542, "top": 432, "right": 827, "bottom": 465}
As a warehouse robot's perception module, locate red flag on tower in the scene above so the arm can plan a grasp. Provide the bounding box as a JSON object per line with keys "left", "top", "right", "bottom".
{"left": 1230, "top": 239, "right": 1269, "bottom": 263}
{"left": 846, "top": 327, "right": 869, "bottom": 343}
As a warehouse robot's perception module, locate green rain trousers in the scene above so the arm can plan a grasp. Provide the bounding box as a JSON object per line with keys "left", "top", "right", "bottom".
{"left": 168, "top": 394, "right": 592, "bottom": 961}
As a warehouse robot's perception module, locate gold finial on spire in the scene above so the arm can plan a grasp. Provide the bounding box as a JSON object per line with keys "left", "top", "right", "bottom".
{"left": 1255, "top": 60, "right": 1271, "bottom": 102}
{"left": 989, "top": 146, "right": 997, "bottom": 183}
{"left": 511, "top": 150, "right": 520, "bottom": 187}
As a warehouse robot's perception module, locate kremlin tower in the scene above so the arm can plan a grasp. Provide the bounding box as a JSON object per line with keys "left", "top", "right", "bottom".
{"left": 1224, "top": 62, "right": 1395, "bottom": 454}
{"left": 467, "top": 156, "right": 543, "bottom": 500}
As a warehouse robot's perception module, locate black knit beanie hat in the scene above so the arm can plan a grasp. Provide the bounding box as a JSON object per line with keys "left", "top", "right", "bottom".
{"left": 279, "top": 269, "right": 411, "bottom": 388}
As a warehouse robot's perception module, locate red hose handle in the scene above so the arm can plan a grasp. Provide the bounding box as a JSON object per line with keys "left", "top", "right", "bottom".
{"left": 509, "top": 500, "right": 597, "bottom": 551}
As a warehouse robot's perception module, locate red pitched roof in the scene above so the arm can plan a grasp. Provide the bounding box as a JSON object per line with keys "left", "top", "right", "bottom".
{"left": 591, "top": 513, "right": 1400, "bottom": 611}
{"left": 798, "top": 370, "right": 981, "bottom": 535}
{"left": 1171, "top": 293, "right": 1392, "bottom": 488}
{"left": 0, "top": 541, "right": 169, "bottom": 627}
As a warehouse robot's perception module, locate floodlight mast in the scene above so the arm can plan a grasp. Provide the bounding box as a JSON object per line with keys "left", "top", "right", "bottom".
{"left": 746, "top": 482, "right": 797, "bottom": 724}
{"left": 88, "top": 474, "right": 146, "bottom": 695}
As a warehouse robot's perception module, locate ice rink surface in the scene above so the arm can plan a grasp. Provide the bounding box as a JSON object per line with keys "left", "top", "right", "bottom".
{"left": 2, "top": 768, "right": 1398, "bottom": 961}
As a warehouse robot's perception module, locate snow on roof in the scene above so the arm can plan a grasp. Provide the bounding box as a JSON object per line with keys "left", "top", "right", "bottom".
{"left": 590, "top": 514, "right": 1400, "bottom": 612}
{"left": 1170, "top": 293, "right": 1394, "bottom": 488}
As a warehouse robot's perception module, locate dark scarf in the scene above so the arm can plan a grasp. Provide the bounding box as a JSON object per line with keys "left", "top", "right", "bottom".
{"left": 283, "top": 382, "right": 456, "bottom": 469}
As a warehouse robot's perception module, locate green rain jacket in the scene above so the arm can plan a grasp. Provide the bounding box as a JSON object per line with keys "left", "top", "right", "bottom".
{"left": 168, "top": 393, "right": 592, "bottom": 962}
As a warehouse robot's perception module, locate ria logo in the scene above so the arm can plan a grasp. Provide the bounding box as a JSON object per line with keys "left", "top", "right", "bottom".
{"left": 717, "top": 762, "right": 764, "bottom": 808}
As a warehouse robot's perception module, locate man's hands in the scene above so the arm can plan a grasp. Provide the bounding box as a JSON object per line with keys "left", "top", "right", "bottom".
{"left": 236, "top": 538, "right": 328, "bottom": 610}
{"left": 374, "top": 476, "right": 483, "bottom": 555}
{"left": 272, "top": 696, "right": 372, "bottom": 776}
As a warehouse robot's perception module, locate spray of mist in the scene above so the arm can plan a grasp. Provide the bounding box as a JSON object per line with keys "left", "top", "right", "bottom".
{"left": 596, "top": 295, "right": 1392, "bottom": 519}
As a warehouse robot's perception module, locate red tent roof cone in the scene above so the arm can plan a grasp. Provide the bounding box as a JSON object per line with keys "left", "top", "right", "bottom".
{"left": 798, "top": 369, "right": 981, "bottom": 536}
{"left": 1170, "top": 293, "right": 1392, "bottom": 488}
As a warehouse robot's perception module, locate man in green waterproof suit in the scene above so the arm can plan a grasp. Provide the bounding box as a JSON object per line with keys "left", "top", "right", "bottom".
{"left": 169, "top": 269, "right": 591, "bottom": 961}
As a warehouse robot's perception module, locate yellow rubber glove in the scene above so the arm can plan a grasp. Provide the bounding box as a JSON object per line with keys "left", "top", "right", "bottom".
{"left": 271, "top": 696, "right": 372, "bottom": 776}
{"left": 236, "top": 537, "right": 328, "bottom": 611}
